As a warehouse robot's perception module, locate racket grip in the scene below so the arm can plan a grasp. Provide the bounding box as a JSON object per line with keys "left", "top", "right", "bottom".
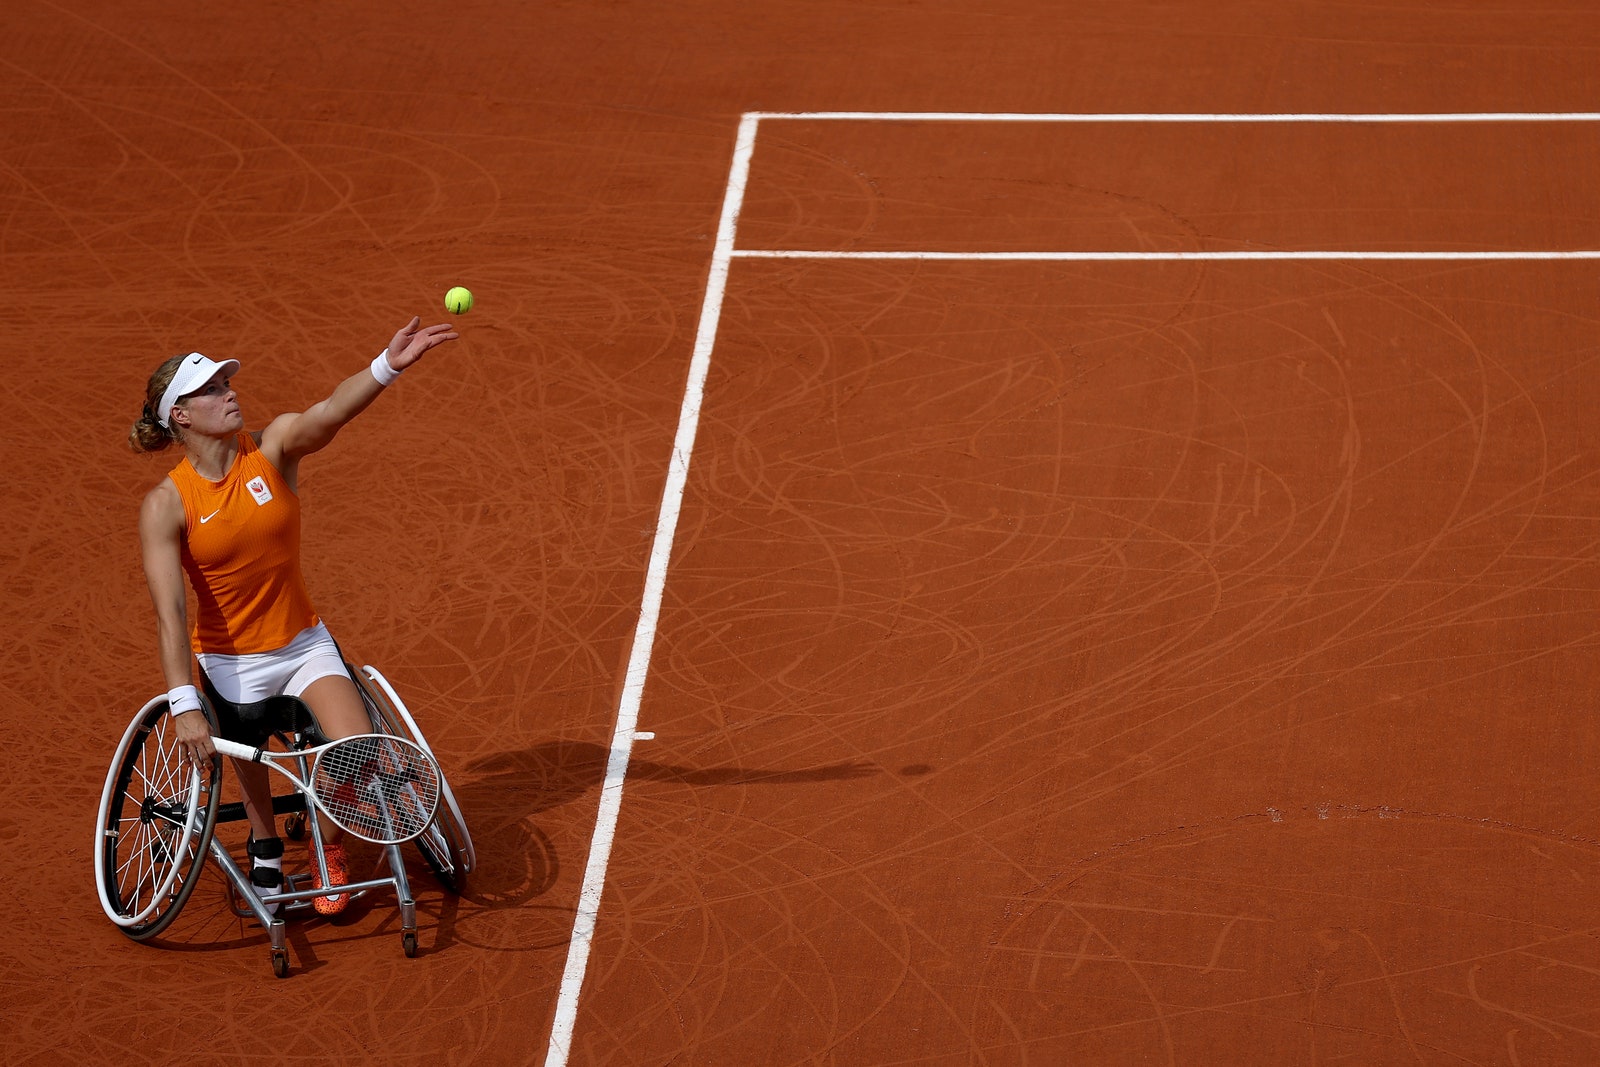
{"left": 210, "top": 737, "right": 264, "bottom": 762}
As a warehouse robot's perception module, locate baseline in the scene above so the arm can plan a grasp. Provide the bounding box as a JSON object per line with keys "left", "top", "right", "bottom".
{"left": 749, "top": 110, "right": 1600, "bottom": 122}
{"left": 734, "top": 251, "right": 1600, "bottom": 261}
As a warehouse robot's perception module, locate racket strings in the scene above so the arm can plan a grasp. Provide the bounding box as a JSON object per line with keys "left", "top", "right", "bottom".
{"left": 310, "top": 735, "right": 440, "bottom": 843}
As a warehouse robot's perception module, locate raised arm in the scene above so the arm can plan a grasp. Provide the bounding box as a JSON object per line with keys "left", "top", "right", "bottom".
{"left": 263, "top": 317, "right": 459, "bottom": 463}
{"left": 139, "top": 481, "right": 213, "bottom": 762}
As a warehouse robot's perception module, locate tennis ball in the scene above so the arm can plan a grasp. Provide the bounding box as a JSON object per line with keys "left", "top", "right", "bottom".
{"left": 444, "top": 286, "right": 474, "bottom": 314}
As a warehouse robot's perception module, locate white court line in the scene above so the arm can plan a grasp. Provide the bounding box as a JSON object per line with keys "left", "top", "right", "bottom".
{"left": 750, "top": 111, "right": 1600, "bottom": 122}
{"left": 541, "top": 112, "right": 761, "bottom": 1067}
{"left": 542, "top": 107, "right": 1598, "bottom": 1063}
{"left": 736, "top": 251, "right": 1600, "bottom": 260}
{"left": 740, "top": 113, "right": 1600, "bottom": 262}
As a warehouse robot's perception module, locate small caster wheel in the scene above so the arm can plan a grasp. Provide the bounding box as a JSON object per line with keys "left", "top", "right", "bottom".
{"left": 270, "top": 948, "right": 290, "bottom": 979}
{"left": 402, "top": 931, "right": 418, "bottom": 958}
{"left": 284, "top": 813, "right": 305, "bottom": 841}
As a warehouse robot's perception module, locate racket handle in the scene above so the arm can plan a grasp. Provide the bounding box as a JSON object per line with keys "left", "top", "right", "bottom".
{"left": 210, "top": 737, "right": 264, "bottom": 762}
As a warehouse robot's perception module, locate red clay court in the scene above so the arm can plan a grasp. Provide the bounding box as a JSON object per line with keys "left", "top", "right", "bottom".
{"left": 6, "top": 3, "right": 1600, "bottom": 1065}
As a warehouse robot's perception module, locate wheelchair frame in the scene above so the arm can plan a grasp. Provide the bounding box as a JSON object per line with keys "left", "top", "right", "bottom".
{"left": 93, "top": 664, "right": 474, "bottom": 978}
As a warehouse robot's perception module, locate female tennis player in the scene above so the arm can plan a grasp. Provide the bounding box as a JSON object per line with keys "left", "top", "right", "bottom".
{"left": 131, "top": 316, "right": 459, "bottom": 915}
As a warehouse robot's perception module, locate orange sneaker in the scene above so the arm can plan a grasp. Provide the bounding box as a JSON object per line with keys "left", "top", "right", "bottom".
{"left": 311, "top": 841, "right": 350, "bottom": 916}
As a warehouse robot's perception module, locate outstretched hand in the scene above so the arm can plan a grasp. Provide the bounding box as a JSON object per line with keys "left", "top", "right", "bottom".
{"left": 386, "top": 316, "right": 460, "bottom": 372}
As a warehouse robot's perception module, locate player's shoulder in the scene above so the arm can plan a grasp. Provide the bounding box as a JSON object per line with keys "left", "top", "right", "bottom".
{"left": 140, "top": 475, "right": 184, "bottom": 527}
{"left": 257, "top": 413, "right": 303, "bottom": 444}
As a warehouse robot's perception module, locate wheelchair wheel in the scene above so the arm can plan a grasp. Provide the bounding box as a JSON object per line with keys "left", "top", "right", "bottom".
{"left": 94, "top": 696, "right": 222, "bottom": 940}
{"left": 351, "top": 664, "right": 476, "bottom": 891}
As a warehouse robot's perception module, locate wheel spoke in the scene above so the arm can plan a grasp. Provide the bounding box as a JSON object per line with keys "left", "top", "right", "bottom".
{"left": 130, "top": 760, "right": 156, "bottom": 796}
{"left": 148, "top": 731, "right": 183, "bottom": 794}
{"left": 120, "top": 832, "right": 152, "bottom": 913}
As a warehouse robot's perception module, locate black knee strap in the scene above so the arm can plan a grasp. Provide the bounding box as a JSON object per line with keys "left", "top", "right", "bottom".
{"left": 248, "top": 836, "right": 284, "bottom": 889}
{"left": 247, "top": 836, "right": 284, "bottom": 860}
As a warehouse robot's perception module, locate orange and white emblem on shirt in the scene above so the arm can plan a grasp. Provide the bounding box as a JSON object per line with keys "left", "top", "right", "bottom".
{"left": 246, "top": 476, "right": 274, "bottom": 506}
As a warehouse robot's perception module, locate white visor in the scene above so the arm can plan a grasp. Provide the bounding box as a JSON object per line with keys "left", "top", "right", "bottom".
{"left": 157, "top": 352, "right": 241, "bottom": 429}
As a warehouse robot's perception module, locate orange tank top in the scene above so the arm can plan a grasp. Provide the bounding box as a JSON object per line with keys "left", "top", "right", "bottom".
{"left": 168, "top": 432, "right": 319, "bottom": 654}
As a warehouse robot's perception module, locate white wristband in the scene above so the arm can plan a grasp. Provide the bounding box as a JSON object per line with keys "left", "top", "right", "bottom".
{"left": 167, "top": 684, "right": 203, "bottom": 717}
{"left": 370, "top": 349, "right": 402, "bottom": 387}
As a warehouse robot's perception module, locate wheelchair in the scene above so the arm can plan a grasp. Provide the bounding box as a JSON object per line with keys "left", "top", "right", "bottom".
{"left": 93, "top": 663, "right": 474, "bottom": 978}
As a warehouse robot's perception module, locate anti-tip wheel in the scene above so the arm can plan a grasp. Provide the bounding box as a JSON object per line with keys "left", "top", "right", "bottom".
{"left": 402, "top": 931, "right": 418, "bottom": 958}
{"left": 270, "top": 948, "right": 290, "bottom": 979}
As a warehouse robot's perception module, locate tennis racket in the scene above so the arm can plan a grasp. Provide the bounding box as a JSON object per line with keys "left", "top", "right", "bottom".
{"left": 211, "top": 733, "right": 441, "bottom": 845}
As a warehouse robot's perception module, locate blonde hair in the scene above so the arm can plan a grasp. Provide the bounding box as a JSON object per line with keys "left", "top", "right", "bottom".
{"left": 127, "top": 353, "right": 189, "bottom": 453}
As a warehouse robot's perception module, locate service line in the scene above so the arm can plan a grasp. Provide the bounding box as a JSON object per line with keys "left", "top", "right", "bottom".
{"left": 737, "top": 111, "right": 1600, "bottom": 262}
{"left": 542, "top": 113, "right": 762, "bottom": 1067}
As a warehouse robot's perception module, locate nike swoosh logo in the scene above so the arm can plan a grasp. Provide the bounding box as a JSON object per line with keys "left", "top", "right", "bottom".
{"left": 200, "top": 510, "right": 221, "bottom": 524}
{"left": 189, "top": 354, "right": 204, "bottom": 364}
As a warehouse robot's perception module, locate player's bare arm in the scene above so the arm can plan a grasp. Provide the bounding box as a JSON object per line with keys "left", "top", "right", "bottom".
{"left": 138, "top": 481, "right": 214, "bottom": 762}
{"left": 262, "top": 317, "right": 459, "bottom": 468}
